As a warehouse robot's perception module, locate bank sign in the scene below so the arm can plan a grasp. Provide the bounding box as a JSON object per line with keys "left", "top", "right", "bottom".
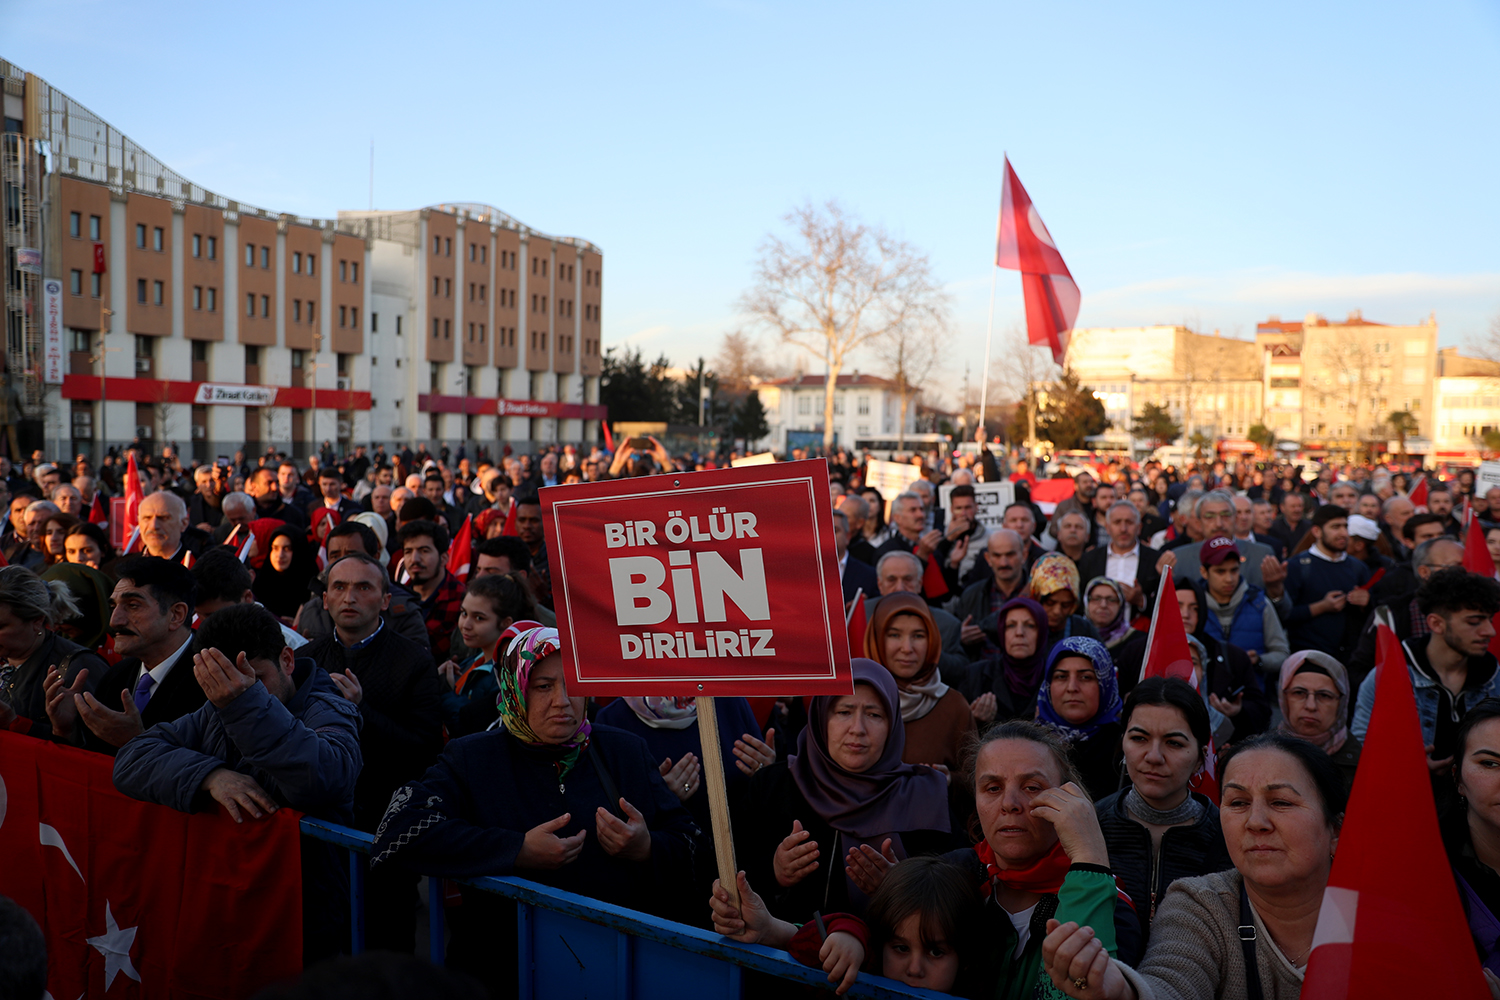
{"left": 542, "top": 460, "right": 853, "bottom": 695}
{"left": 193, "top": 383, "right": 278, "bottom": 406}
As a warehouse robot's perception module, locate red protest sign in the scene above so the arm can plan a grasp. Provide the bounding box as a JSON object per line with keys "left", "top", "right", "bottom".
{"left": 542, "top": 459, "right": 853, "bottom": 696}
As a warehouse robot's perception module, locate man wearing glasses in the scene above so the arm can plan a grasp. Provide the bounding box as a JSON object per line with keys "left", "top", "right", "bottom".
{"left": 1155, "top": 488, "right": 1285, "bottom": 594}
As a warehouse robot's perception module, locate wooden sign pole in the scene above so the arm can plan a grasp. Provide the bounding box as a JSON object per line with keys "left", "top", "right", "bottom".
{"left": 694, "top": 695, "right": 740, "bottom": 908}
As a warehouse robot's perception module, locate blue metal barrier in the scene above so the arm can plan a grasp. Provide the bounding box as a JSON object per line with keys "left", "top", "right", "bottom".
{"left": 299, "top": 818, "right": 945, "bottom": 999}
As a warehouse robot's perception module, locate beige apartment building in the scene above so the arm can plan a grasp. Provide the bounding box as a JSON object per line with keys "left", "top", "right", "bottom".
{"left": 2, "top": 59, "right": 602, "bottom": 462}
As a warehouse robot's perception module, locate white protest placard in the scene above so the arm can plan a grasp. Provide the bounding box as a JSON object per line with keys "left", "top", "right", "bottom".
{"left": 1478, "top": 462, "right": 1500, "bottom": 497}
{"left": 863, "top": 459, "right": 922, "bottom": 502}
{"left": 938, "top": 480, "right": 1016, "bottom": 531}
{"left": 731, "top": 452, "right": 776, "bottom": 467}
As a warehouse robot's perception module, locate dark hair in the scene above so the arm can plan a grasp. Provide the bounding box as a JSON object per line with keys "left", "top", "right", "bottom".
{"left": 423, "top": 471, "right": 445, "bottom": 485}
{"left": 1310, "top": 503, "right": 1347, "bottom": 529}
{"left": 65, "top": 521, "right": 113, "bottom": 558}
{"left": 327, "top": 551, "right": 391, "bottom": 593}
{"left": 475, "top": 535, "right": 531, "bottom": 572}
{"left": 1217, "top": 732, "right": 1347, "bottom": 826}
{"left": 513, "top": 491, "right": 541, "bottom": 509}
{"left": 963, "top": 720, "right": 1087, "bottom": 796}
{"left": 398, "top": 518, "right": 449, "bottom": 553}
{"left": 397, "top": 496, "right": 437, "bottom": 524}
{"left": 1403, "top": 512, "right": 1445, "bottom": 542}
{"left": 327, "top": 520, "right": 380, "bottom": 557}
{"left": 865, "top": 857, "right": 982, "bottom": 987}
{"left": 463, "top": 572, "right": 530, "bottom": 623}
{"left": 114, "top": 555, "right": 197, "bottom": 616}
{"left": 318, "top": 467, "right": 343, "bottom": 482}
{"left": 1417, "top": 566, "right": 1500, "bottom": 619}
{"left": 950, "top": 484, "right": 976, "bottom": 501}
{"left": 1123, "top": 677, "right": 1211, "bottom": 750}
{"left": 192, "top": 548, "right": 254, "bottom": 605}
{"left": 1456, "top": 699, "right": 1500, "bottom": 767}
{"left": 1428, "top": 482, "right": 1452, "bottom": 497}
{"left": 0, "top": 895, "right": 46, "bottom": 1000}
{"left": 197, "top": 602, "right": 286, "bottom": 665}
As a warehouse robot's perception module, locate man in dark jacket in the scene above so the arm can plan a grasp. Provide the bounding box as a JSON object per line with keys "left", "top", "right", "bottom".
{"left": 304, "top": 551, "right": 444, "bottom": 953}
{"left": 1272, "top": 503, "right": 1372, "bottom": 660}
{"left": 112, "top": 603, "right": 362, "bottom": 961}
{"left": 1270, "top": 491, "right": 1310, "bottom": 551}
{"left": 307, "top": 466, "right": 363, "bottom": 522}
{"left": 953, "top": 529, "right": 1031, "bottom": 658}
{"left": 246, "top": 467, "right": 308, "bottom": 530}
{"left": 46, "top": 556, "right": 204, "bottom": 754}
{"left": 399, "top": 518, "right": 464, "bottom": 662}
{"left": 293, "top": 521, "right": 431, "bottom": 649}
{"left": 1345, "top": 537, "right": 1464, "bottom": 695}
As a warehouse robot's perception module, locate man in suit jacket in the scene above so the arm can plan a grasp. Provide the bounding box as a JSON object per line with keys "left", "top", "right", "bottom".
{"left": 307, "top": 466, "right": 363, "bottom": 523}
{"left": 1160, "top": 489, "right": 1282, "bottom": 593}
{"left": 1076, "top": 499, "right": 1161, "bottom": 617}
{"left": 45, "top": 555, "right": 204, "bottom": 755}
{"left": 834, "top": 509, "right": 879, "bottom": 604}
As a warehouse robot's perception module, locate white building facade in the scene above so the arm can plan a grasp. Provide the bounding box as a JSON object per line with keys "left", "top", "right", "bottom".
{"left": 755, "top": 374, "right": 913, "bottom": 453}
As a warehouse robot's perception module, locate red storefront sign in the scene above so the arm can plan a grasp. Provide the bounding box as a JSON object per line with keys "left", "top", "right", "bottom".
{"left": 417, "top": 394, "right": 607, "bottom": 419}
{"left": 542, "top": 460, "right": 852, "bottom": 696}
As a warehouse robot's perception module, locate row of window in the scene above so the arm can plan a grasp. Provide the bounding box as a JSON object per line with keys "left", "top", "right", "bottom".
{"left": 136, "top": 224, "right": 164, "bottom": 251}
{"left": 339, "top": 259, "right": 359, "bottom": 283}
{"left": 246, "top": 243, "right": 271, "bottom": 269}
{"left": 68, "top": 270, "right": 102, "bottom": 297}
{"left": 191, "top": 234, "right": 218, "bottom": 260}
{"left": 468, "top": 243, "right": 487, "bottom": 264}
{"left": 68, "top": 212, "right": 102, "bottom": 241}
{"left": 191, "top": 286, "right": 218, "bottom": 311}
{"left": 291, "top": 252, "right": 316, "bottom": 276}
{"left": 796, "top": 394, "right": 874, "bottom": 416}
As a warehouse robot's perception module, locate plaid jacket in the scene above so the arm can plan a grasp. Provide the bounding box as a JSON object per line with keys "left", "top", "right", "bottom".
{"left": 417, "top": 570, "right": 465, "bottom": 664}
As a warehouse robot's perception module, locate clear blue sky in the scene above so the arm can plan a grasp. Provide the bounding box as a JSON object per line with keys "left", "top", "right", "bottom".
{"left": 8, "top": 1, "right": 1499, "bottom": 400}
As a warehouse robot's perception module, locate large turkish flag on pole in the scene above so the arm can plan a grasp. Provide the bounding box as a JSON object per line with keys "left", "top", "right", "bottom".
{"left": 1302, "top": 624, "right": 1488, "bottom": 998}
{"left": 0, "top": 732, "right": 304, "bottom": 999}
{"left": 996, "top": 157, "right": 1080, "bottom": 366}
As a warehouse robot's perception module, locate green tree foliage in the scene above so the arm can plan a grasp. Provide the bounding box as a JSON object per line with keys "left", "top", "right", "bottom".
{"left": 730, "top": 390, "right": 771, "bottom": 445}
{"left": 600, "top": 347, "right": 676, "bottom": 422}
{"left": 1247, "top": 423, "right": 1276, "bottom": 453}
{"left": 1032, "top": 367, "right": 1108, "bottom": 451}
{"left": 1133, "top": 402, "right": 1183, "bottom": 451}
{"left": 1388, "top": 410, "right": 1420, "bottom": 459}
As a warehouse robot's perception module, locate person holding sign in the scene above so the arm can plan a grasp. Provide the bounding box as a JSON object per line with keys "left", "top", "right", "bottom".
{"left": 738, "top": 660, "right": 958, "bottom": 925}
{"left": 370, "top": 626, "right": 698, "bottom": 994}
{"left": 864, "top": 592, "right": 975, "bottom": 774}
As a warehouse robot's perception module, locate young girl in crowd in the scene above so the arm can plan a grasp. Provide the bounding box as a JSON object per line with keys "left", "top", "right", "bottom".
{"left": 435, "top": 574, "right": 535, "bottom": 737}
{"left": 710, "top": 855, "right": 984, "bottom": 996}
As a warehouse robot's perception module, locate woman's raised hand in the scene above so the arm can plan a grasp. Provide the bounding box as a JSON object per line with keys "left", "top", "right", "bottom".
{"left": 709, "top": 871, "right": 795, "bottom": 947}
{"left": 733, "top": 728, "right": 776, "bottom": 775}
{"left": 659, "top": 754, "right": 701, "bottom": 802}
{"left": 774, "top": 819, "right": 820, "bottom": 887}
{"left": 844, "top": 838, "right": 898, "bottom": 896}
{"left": 970, "top": 692, "right": 997, "bottom": 723}
{"left": 596, "top": 798, "right": 652, "bottom": 862}
{"left": 516, "top": 813, "right": 586, "bottom": 869}
{"left": 1030, "top": 781, "right": 1109, "bottom": 866}
{"left": 1042, "top": 920, "right": 1132, "bottom": 999}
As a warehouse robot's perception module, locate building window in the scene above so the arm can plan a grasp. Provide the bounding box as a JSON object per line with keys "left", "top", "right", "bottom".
{"left": 207, "top": 236, "right": 217, "bottom": 260}
{"left": 339, "top": 260, "right": 347, "bottom": 282}
{"left": 433, "top": 318, "right": 440, "bottom": 338}
{"left": 192, "top": 339, "right": 208, "bottom": 364}
{"left": 245, "top": 243, "right": 255, "bottom": 266}
{"left": 153, "top": 280, "right": 163, "bottom": 305}
{"left": 153, "top": 227, "right": 163, "bottom": 252}
{"left": 307, "top": 299, "right": 315, "bottom": 323}
{"left": 294, "top": 300, "right": 302, "bottom": 322}
{"left": 135, "top": 224, "right": 146, "bottom": 248}
{"left": 445, "top": 278, "right": 451, "bottom": 298}
{"left": 857, "top": 396, "right": 869, "bottom": 415}
{"left": 246, "top": 293, "right": 255, "bottom": 317}
{"left": 208, "top": 288, "right": 217, "bottom": 312}
{"left": 307, "top": 255, "right": 315, "bottom": 276}
{"left": 351, "top": 261, "right": 359, "bottom": 282}
{"left": 339, "top": 306, "right": 347, "bottom": 327}
{"left": 291, "top": 349, "right": 305, "bottom": 369}
{"left": 371, "top": 312, "right": 378, "bottom": 333}
{"left": 89, "top": 215, "right": 101, "bottom": 240}
{"left": 433, "top": 236, "right": 441, "bottom": 255}
{"left": 798, "top": 395, "right": 812, "bottom": 415}
{"left": 469, "top": 243, "right": 475, "bottom": 262}
{"left": 469, "top": 282, "right": 475, "bottom": 301}
{"left": 293, "top": 252, "right": 302, "bottom": 274}
{"left": 69, "top": 212, "right": 80, "bottom": 238}
{"left": 351, "top": 306, "right": 358, "bottom": 329}
{"left": 193, "top": 234, "right": 202, "bottom": 258}
{"left": 444, "top": 319, "right": 451, "bottom": 339}
{"left": 479, "top": 284, "right": 485, "bottom": 302}
{"left": 445, "top": 238, "right": 451, "bottom": 257}
{"left": 246, "top": 345, "right": 260, "bottom": 366}
{"left": 396, "top": 316, "right": 402, "bottom": 336}
{"left": 193, "top": 286, "right": 203, "bottom": 310}
{"left": 261, "top": 246, "right": 269, "bottom": 268}
{"left": 91, "top": 273, "right": 101, "bottom": 298}
{"left": 260, "top": 295, "right": 269, "bottom": 317}
{"left": 70, "top": 270, "right": 82, "bottom": 295}
{"left": 479, "top": 323, "right": 485, "bottom": 343}
{"left": 480, "top": 246, "right": 486, "bottom": 264}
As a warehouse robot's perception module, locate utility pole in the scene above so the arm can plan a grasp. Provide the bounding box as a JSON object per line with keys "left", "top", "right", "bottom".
{"left": 94, "top": 305, "right": 114, "bottom": 459}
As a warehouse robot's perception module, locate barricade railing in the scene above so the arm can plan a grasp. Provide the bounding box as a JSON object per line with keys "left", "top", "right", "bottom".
{"left": 299, "top": 818, "right": 944, "bottom": 999}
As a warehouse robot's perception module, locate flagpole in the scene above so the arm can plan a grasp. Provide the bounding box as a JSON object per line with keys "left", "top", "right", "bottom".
{"left": 978, "top": 262, "right": 998, "bottom": 440}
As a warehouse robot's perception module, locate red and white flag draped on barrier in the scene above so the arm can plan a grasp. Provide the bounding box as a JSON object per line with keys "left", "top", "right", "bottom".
{"left": 996, "top": 156, "right": 1080, "bottom": 365}
{"left": 1301, "top": 623, "right": 1489, "bottom": 998}
{"left": 120, "top": 452, "right": 145, "bottom": 554}
{"left": 1140, "top": 567, "right": 1218, "bottom": 798}
{"left": 0, "top": 732, "right": 303, "bottom": 999}
{"left": 448, "top": 514, "right": 474, "bottom": 584}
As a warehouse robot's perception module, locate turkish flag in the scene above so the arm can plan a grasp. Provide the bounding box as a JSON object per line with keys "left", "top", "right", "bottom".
{"left": 996, "top": 157, "right": 1080, "bottom": 365}
{"left": 846, "top": 589, "right": 868, "bottom": 658}
{"left": 1460, "top": 515, "right": 1500, "bottom": 658}
{"left": 922, "top": 553, "right": 950, "bottom": 602}
{"left": 1409, "top": 476, "right": 1429, "bottom": 511}
{"left": 89, "top": 491, "right": 109, "bottom": 527}
{"left": 1140, "top": 569, "right": 1218, "bottom": 797}
{"left": 1301, "top": 624, "right": 1489, "bottom": 998}
{"left": 447, "top": 513, "right": 474, "bottom": 584}
{"left": 121, "top": 452, "right": 145, "bottom": 554}
{"left": 500, "top": 496, "right": 518, "bottom": 537}
{"left": 0, "top": 732, "right": 303, "bottom": 999}
{"left": 93, "top": 242, "right": 107, "bottom": 274}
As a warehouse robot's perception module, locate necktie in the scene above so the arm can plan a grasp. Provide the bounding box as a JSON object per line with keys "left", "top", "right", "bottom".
{"left": 132, "top": 672, "right": 155, "bottom": 712}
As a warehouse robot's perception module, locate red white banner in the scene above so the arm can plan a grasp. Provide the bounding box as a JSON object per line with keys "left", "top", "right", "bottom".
{"left": 997, "top": 156, "right": 1080, "bottom": 366}
{"left": 542, "top": 459, "right": 853, "bottom": 695}
{"left": 0, "top": 732, "right": 303, "bottom": 999}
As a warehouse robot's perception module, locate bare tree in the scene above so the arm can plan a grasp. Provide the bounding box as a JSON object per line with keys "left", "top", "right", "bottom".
{"left": 1308, "top": 339, "right": 1388, "bottom": 463}
{"left": 871, "top": 311, "right": 948, "bottom": 450}
{"left": 712, "top": 330, "right": 770, "bottom": 394}
{"left": 739, "top": 201, "right": 946, "bottom": 451}
{"left": 990, "top": 324, "right": 1053, "bottom": 456}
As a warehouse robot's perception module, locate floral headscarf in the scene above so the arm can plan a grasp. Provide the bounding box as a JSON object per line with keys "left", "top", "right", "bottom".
{"left": 497, "top": 626, "right": 592, "bottom": 777}
{"left": 1035, "top": 636, "right": 1123, "bottom": 743}
{"left": 1028, "top": 552, "right": 1080, "bottom": 602}
{"left": 624, "top": 696, "right": 698, "bottom": 730}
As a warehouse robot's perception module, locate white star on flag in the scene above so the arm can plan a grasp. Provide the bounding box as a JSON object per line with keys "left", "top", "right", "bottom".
{"left": 86, "top": 902, "right": 141, "bottom": 990}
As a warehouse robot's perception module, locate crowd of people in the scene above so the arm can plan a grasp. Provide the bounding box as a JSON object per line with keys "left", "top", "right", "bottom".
{"left": 3, "top": 436, "right": 1500, "bottom": 998}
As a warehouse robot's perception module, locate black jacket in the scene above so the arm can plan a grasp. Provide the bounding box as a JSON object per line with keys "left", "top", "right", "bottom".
{"left": 841, "top": 554, "right": 879, "bottom": 605}
{"left": 1, "top": 631, "right": 107, "bottom": 741}
{"left": 84, "top": 639, "right": 205, "bottom": 755}
{"left": 1094, "top": 788, "right": 1232, "bottom": 943}
{"left": 1076, "top": 544, "right": 1163, "bottom": 614}
{"left": 303, "top": 624, "right": 445, "bottom": 830}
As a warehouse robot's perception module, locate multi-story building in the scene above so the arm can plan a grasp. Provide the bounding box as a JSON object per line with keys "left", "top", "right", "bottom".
{"left": 756, "top": 373, "right": 914, "bottom": 453}
{"left": 1, "top": 60, "right": 602, "bottom": 462}
{"left": 1064, "top": 325, "right": 1263, "bottom": 452}
{"left": 1255, "top": 311, "right": 1438, "bottom": 460}
{"left": 1432, "top": 348, "right": 1500, "bottom": 461}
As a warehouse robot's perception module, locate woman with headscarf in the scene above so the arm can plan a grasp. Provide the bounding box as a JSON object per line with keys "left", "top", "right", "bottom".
{"left": 738, "top": 659, "right": 959, "bottom": 924}
{"left": 251, "top": 524, "right": 318, "bottom": 622}
{"left": 961, "top": 596, "right": 1051, "bottom": 730}
{"left": 371, "top": 625, "right": 698, "bottom": 994}
{"left": 0, "top": 566, "right": 107, "bottom": 741}
{"left": 1083, "top": 576, "right": 1145, "bottom": 668}
{"left": 1275, "top": 649, "right": 1360, "bottom": 788}
{"left": 1035, "top": 637, "right": 1126, "bottom": 799}
{"left": 865, "top": 592, "right": 975, "bottom": 773}
{"left": 40, "top": 562, "right": 112, "bottom": 650}
{"left": 1028, "top": 553, "right": 1099, "bottom": 659}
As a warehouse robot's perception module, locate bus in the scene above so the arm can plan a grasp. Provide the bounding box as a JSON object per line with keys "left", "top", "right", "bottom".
{"left": 853, "top": 433, "right": 952, "bottom": 461}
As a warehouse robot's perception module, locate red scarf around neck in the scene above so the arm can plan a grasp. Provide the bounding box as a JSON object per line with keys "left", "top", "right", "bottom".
{"left": 974, "top": 838, "right": 1072, "bottom": 896}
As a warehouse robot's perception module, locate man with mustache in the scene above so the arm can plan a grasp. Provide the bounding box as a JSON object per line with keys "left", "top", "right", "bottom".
{"left": 44, "top": 556, "right": 204, "bottom": 755}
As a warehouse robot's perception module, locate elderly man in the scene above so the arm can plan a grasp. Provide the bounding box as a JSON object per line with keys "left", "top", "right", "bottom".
{"left": 51, "top": 483, "right": 84, "bottom": 518}
{"left": 1001, "top": 502, "right": 1046, "bottom": 570}
{"left": 136, "top": 491, "right": 206, "bottom": 563}
{"left": 953, "top": 529, "right": 1030, "bottom": 655}
{"left": 210, "top": 491, "right": 257, "bottom": 544}
{"left": 1157, "top": 489, "right": 1281, "bottom": 593}
{"left": 73, "top": 474, "right": 97, "bottom": 505}
{"left": 1078, "top": 500, "right": 1161, "bottom": 614}
{"left": 1155, "top": 488, "right": 1205, "bottom": 552}
{"left": 1328, "top": 482, "right": 1359, "bottom": 511}
{"left": 464, "top": 468, "right": 511, "bottom": 518}
{"left": 865, "top": 551, "right": 971, "bottom": 680}
{"left": 1244, "top": 497, "right": 1287, "bottom": 560}
{"left": 875, "top": 490, "right": 943, "bottom": 564}
{"left": 838, "top": 494, "right": 878, "bottom": 566}
{"left": 1382, "top": 494, "right": 1417, "bottom": 563}
{"left": 1047, "top": 471, "right": 1098, "bottom": 541}
{"left": 7, "top": 499, "right": 58, "bottom": 570}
